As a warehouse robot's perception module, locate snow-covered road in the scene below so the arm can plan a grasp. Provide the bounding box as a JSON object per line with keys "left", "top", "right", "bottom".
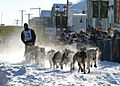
{"left": 0, "top": 60, "right": 120, "bottom": 86}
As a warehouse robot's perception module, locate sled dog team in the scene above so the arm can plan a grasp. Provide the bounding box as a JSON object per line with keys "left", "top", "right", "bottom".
{"left": 24, "top": 44, "right": 99, "bottom": 74}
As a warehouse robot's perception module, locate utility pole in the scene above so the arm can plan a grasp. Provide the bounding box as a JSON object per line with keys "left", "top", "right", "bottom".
{"left": 25, "top": 13, "right": 33, "bottom": 24}
{"left": 66, "top": 0, "right": 69, "bottom": 33}
{"left": 67, "top": 0, "right": 69, "bottom": 16}
{"left": 1, "top": 12, "right": 3, "bottom": 25}
{"left": 87, "top": 0, "right": 92, "bottom": 27}
{"left": 30, "top": 7, "right": 41, "bottom": 17}
{"left": 98, "top": 0, "right": 101, "bottom": 27}
{"left": 19, "top": 10, "right": 25, "bottom": 26}
{"left": 14, "top": 19, "right": 20, "bottom": 26}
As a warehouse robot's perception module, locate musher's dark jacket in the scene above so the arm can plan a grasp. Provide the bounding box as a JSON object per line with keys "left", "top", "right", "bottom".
{"left": 21, "top": 28, "right": 36, "bottom": 45}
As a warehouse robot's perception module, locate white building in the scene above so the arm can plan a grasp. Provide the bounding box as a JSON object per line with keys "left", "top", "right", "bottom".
{"left": 69, "top": 13, "right": 87, "bottom": 32}
{"left": 68, "top": 0, "right": 119, "bottom": 31}
{"left": 108, "top": 0, "right": 114, "bottom": 25}
{"left": 68, "top": 0, "right": 87, "bottom": 32}
{"left": 108, "top": 0, "right": 120, "bottom": 29}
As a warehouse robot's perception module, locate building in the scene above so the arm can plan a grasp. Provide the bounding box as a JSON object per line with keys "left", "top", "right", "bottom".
{"left": 29, "top": 0, "right": 120, "bottom": 32}
{"left": 40, "top": 10, "right": 53, "bottom": 27}
{"left": 70, "top": 13, "right": 87, "bottom": 32}
{"left": 95, "top": 0, "right": 120, "bottom": 30}
{"left": 68, "top": 0, "right": 120, "bottom": 30}
{"left": 107, "top": 0, "right": 114, "bottom": 28}
{"left": 29, "top": 10, "right": 53, "bottom": 27}
{"left": 51, "top": 4, "right": 67, "bottom": 36}
{"left": 69, "top": 0, "right": 86, "bottom": 14}
{"left": 109, "top": 0, "right": 120, "bottom": 29}
{"left": 114, "top": 0, "right": 120, "bottom": 24}
{"left": 68, "top": 0, "right": 87, "bottom": 32}
{"left": 29, "top": 17, "right": 42, "bottom": 26}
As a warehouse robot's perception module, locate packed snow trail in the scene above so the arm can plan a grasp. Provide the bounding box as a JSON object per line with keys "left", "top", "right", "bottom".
{"left": 0, "top": 61, "right": 120, "bottom": 86}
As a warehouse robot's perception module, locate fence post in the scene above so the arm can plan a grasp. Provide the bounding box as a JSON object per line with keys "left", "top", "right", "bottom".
{"left": 116, "top": 38, "right": 120, "bottom": 63}
{"left": 103, "top": 39, "right": 112, "bottom": 61}
{"left": 97, "top": 39, "right": 104, "bottom": 60}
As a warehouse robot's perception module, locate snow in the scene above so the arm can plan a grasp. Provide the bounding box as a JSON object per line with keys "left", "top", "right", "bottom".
{"left": 0, "top": 56, "right": 120, "bottom": 86}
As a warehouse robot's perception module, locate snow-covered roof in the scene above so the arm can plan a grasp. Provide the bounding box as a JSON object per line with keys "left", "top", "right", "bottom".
{"left": 69, "top": 0, "right": 86, "bottom": 13}
{"left": 73, "top": 13, "right": 87, "bottom": 16}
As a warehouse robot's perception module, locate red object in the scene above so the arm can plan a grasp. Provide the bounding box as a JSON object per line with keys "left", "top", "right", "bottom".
{"left": 97, "top": 27, "right": 103, "bottom": 32}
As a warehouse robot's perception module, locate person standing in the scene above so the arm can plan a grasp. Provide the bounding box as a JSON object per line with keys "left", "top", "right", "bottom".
{"left": 21, "top": 23, "right": 36, "bottom": 54}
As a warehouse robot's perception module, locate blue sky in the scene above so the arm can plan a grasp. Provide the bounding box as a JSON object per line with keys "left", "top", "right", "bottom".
{"left": 0, "top": 0, "right": 78, "bottom": 26}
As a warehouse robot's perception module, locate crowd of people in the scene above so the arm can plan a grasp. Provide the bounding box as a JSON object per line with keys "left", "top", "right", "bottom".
{"left": 57, "top": 25, "right": 120, "bottom": 47}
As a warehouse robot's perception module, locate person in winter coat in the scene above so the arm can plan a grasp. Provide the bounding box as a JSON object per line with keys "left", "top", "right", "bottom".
{"left": 21, "top": 23, "right": 36, "bottom": 54}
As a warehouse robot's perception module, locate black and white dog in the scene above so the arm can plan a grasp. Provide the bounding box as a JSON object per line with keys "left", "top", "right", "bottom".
{"left": 71, "top": 47, "right": 87, "bottom": 73}
{"left": 52, "top": 51, "right": 62, "bottom": 69}
{"left": 85, "top": 48, "right": 98, "bottom": 73}
{"left": 60, "top": 49, "right": 74, "bottom": 70}
{"left": 52, "top": 48, "right": 74, "bottom": 70}
{"left": 46, "top": 49, "right": 56, "bottom": 68}
{"left": 71, "top": 47, "right": 98, "bottom": 74}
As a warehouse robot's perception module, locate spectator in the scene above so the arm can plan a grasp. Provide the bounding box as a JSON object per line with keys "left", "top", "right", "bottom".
{"left": 113, "top": 29, "right": 120, "bottom": 38}
{"left": 106, "top": 26, "right": 114, "bottom": 39}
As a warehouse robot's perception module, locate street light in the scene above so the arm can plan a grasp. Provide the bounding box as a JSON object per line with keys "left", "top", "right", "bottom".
{"left": 55, "top": 5, "right": 60, "bottom": 36}
{"left": 62, "top": 5, "right": 67, "bottom": 29}
{"left": 67, "top": 0, "right": 69, "bottom": 15}
{"left": 55, "top": 4, "right": 68, "bottom": 36}
{"left": 55, "top": 5, "right": 59, "bottom": 14}
{"left": 63, "top": 6, "right": 67, "bottom": 14}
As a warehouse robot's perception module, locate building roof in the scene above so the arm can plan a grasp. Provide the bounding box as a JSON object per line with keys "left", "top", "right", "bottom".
{"left": 52, "top": 4, "right": 67, "bottom": 12}
{"left": 40, "top": 10, "right": 51, "bottom": 17}
{"left": 73, "top": 13, "right": 87, "bottom": 16}
{"left": 69, "top": 0, "right": 86, "bottom": 13}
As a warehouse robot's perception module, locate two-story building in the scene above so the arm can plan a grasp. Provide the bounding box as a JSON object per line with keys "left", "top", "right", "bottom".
{"left": 51, "top": 4, "right": 67, "bottom": 36}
